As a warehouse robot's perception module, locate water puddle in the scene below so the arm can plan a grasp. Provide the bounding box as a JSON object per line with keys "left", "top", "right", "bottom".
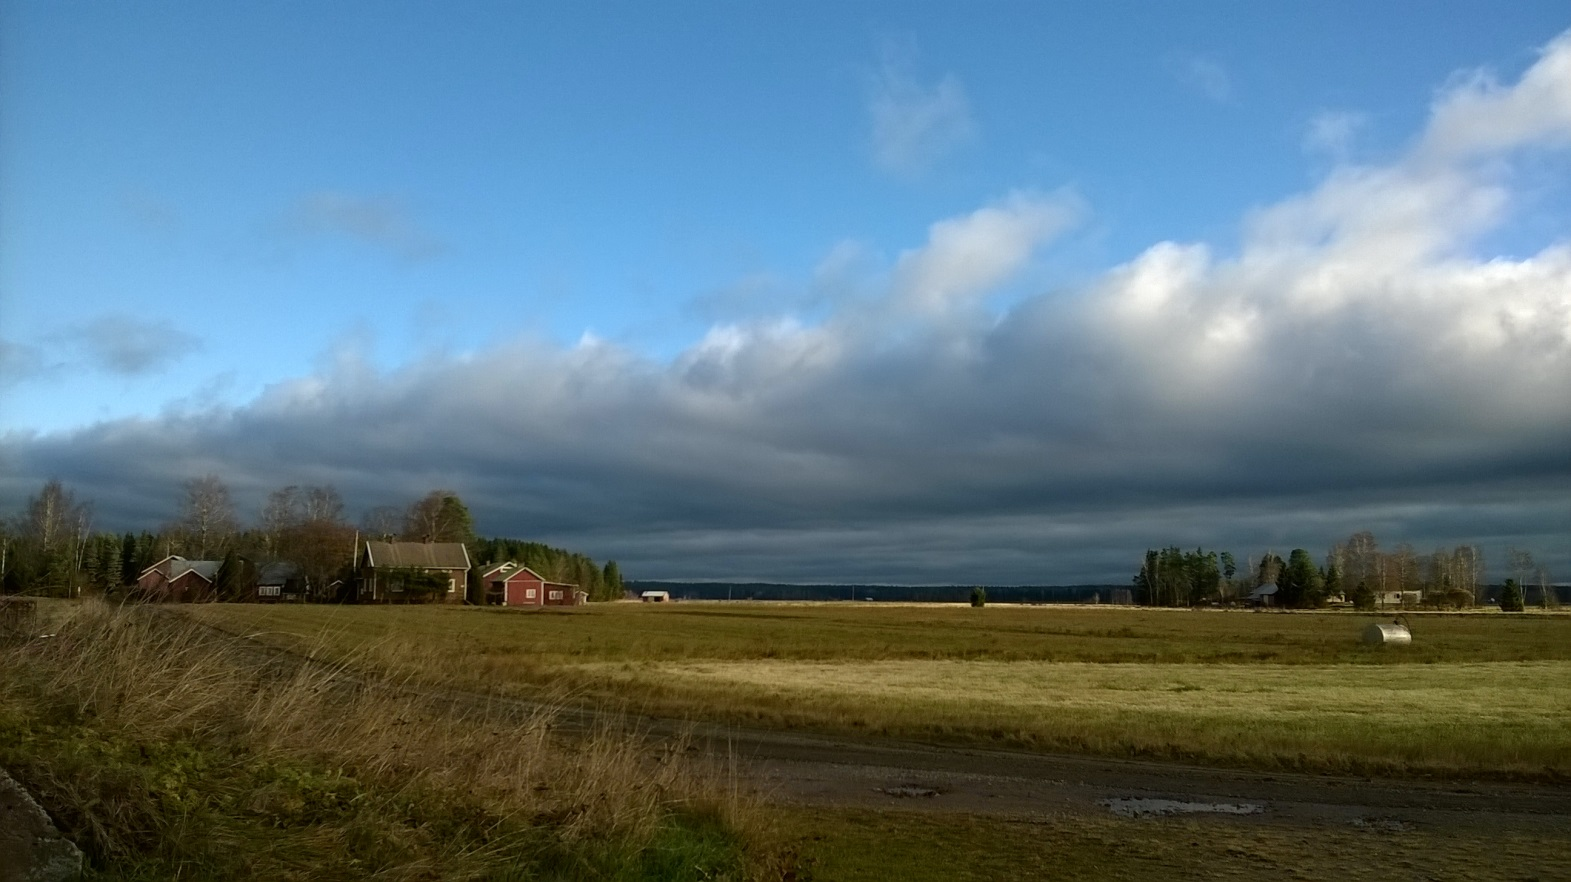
{"left": 1100, "top": 798, "right": 1264, "bottom": 818}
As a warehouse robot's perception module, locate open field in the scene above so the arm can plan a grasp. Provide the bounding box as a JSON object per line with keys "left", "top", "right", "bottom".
{"left": 182, "top": 602, "right": 1571, "bottom": 778}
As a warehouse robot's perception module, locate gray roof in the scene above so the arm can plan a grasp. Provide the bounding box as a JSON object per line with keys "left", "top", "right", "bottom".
{"left": 364, "top": 541, "right": 470, "bottom": 570}
{"left": 150, "top": 556, "right": 220, "bottom": 583}
{"left": 1248, "top": 582, "right": 1279, "bottom": 599}
{"left": 256, "top": 562, "right": 301, "bottom": 586}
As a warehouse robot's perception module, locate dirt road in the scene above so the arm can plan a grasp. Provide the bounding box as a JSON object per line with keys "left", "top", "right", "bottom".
{"left": 673, "top": 720, "right": 1571, "bottom": 835}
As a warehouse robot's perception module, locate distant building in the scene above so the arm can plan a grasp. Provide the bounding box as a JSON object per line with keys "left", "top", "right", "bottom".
{"left": 356, "top": 541, "right": 471, "bottom": 603}
{"left": 254, "top": 562, "right": 306, "bottom": 602}
{"left": 135, "top": 556, "right": 220, "bottom": 603}
{"left": 1246, "top": 582, "right": 1279, "bottom": 606}
{"left": 640, "top": 590, "right": 671, "bottom": 603}
{"left": 475, "top": 561, "right": 582, "bottom": 607}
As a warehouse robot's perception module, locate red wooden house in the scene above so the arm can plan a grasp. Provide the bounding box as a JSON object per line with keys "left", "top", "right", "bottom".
{"left": 476, "top": 561, "right": 583, "bottom": 607}
{"left": 135, "top": 556, "right": 220, "bottom": 602}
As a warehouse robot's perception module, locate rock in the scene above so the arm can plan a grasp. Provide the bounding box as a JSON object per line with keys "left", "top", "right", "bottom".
{"left": 0, "top": 768, "right": 82, "bottom": 882}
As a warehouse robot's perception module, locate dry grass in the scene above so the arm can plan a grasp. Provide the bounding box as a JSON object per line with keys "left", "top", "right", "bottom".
{"left": 1, "top": 600, "right": 781, "bottom": 880}
{"left": 570, "top": 658, "right": 1571, "bottom": 775}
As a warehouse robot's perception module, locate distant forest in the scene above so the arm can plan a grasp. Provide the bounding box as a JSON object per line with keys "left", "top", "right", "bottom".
{"left": 1134, "top": 533, "right": 1562, "bottom": 610}
{"left": 0, "top": 477, "right": 625, "bottom": 602}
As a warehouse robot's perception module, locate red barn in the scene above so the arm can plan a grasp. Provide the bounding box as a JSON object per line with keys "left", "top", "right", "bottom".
{"left": 476, "top": 561, "right": 582, "bottom": 607}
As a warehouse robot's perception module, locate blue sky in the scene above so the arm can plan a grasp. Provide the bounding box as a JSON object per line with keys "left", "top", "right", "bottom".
{"left": 3, "top": 3, "right": 1570, "bottom": 583}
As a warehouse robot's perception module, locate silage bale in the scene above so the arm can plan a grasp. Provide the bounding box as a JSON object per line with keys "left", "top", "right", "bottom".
{"left": 1362, "top": 623, "right": 1412, "bottom": 645}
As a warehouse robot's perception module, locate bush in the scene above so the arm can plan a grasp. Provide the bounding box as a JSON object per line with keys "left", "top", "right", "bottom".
{"left": 970, "top": 587, "right": 987, "bottom": 608}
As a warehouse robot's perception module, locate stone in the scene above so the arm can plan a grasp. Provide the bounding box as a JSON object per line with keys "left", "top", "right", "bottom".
{"left": 0, "top": 768, "right": 82, "bottom": 882}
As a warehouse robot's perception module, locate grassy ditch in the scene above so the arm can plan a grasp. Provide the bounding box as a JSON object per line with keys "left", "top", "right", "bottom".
{"left": 0, "top": 601, "right": 786, "bottom": 881}
{"left": 182, "top": 602, "right": 1571, "bottom": 779}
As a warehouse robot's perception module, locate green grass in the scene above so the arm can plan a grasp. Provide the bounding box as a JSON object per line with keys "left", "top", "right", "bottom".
{"left": 776, "top": 806, "right": 1571, "bottom": 882}
{"left": 185, "top": 601, "right": 1571, "bottom": 665}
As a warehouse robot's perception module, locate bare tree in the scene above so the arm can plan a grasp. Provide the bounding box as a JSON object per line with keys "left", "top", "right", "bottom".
{"left": 260, "top": 485, "right": 302, "bottom": 557}
{"left": 1507, "top": 548, "right": 1536, "bottom": 605}
{"left": 176, "top": 475, "right": 239, "bottom": 559}
{"left": 360, "top": 505, "right": 403, "bottom": 541}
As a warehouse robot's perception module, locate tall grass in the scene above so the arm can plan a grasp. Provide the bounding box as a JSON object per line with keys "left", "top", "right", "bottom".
{"left": 0, "top": 600, "right": 782, "bottom": 880}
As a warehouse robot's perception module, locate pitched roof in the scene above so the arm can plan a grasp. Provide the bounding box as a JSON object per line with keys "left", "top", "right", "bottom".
{"left": 364, "top": 541, "right": 471, "bottom": 570}
{"left": 1248, "top": 582, "right": 1279, "bottom": 599}
{"left": 141, "top": 555, "right": 221, "bottom": 582}
{"left": 256, "top": 562, "right": 301, "bottom": 585}
{"left": 477, "top": 561, "right": 550, "bottom": 582}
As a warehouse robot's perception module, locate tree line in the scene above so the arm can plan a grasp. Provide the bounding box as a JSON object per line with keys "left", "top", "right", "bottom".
{"left": 1134, "top": 531, "right": 1557, "bottom": 610}
{"left": 1, "top": 477, "right": 626, "bottom": 602}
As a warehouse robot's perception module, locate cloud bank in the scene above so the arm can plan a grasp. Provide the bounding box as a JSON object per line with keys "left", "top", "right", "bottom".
{"left": 6, "top": 33, "right": 1571, "bottom": 583}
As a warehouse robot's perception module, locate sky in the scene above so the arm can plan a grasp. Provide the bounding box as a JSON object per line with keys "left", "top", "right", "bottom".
{"left": 2, "top": 2, "right": 1569, "bottom": 584}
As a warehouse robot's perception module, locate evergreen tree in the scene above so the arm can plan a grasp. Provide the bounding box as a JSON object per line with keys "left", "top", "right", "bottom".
{"left": 1499, "top": 578, "right": 1525, "bottom": 612}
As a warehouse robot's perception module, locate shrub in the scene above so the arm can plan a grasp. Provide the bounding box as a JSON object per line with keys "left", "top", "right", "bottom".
{"left": 970, "top": 587, "right": 987, "bottom": 608}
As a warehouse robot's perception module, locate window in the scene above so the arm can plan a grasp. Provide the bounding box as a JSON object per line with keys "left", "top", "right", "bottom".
{"left": 259, "top": 585, "right": 281, "bottom": 597}
{"left": 549, "top": 590, "right": 563, "bottom": 601}
{"left": 448, "top": 577, "right": 456, "bottom": 593}
{"left": 526, "top": 588, "right": 537, "bottom": 599}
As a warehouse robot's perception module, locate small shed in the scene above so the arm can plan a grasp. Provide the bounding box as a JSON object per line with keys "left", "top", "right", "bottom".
{"left": 640, "top": 590, "right": 671, "bottom": 603}
{"left": 1363, "top": 623, "right": 1412, "bottom": 645}
{"left": 1247, "top": 583, "right": 1279, "bottom": 606}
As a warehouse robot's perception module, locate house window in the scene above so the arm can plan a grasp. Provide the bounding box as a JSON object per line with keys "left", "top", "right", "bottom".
{"left": 448, "top": 577, "right": 456, "bottom": 593}
{"left": 526, "top": 589, "right": 537, "bottom": 599}
{"left": 259, "top": 585, "right": 281, "bottom": 597}
{"left": 549, "top": 590, "right": 563, "bottom": 601}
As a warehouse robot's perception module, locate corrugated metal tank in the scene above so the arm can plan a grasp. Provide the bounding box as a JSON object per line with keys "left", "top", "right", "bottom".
{"left": 1363, "top": 623, "right": 1413, "bottom": 645}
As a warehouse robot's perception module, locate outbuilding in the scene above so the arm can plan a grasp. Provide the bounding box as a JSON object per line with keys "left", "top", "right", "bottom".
{"left": 639, "top": 590, "right": 671, "bottom": 603}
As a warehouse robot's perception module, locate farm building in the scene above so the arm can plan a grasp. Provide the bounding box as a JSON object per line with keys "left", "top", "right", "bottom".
{"left": 640, "top": 590, "right": 671, "bottom": 603}
{"left": 135, "top": 555, "right": 220, "bottom": 602}
{"left": 1246, "top": 582, "right": 1278, "bottom": 606}
{"left": 476, "top": 561, "right": 583, "bottom": 607}
{"left": 356, "top": 541, "right": 471, "bottom": 603}
{"left": 254, "top": 562, "right": 306, "bottom": 602}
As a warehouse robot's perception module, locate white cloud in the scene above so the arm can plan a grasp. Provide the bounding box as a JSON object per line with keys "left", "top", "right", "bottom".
{"left": 1420, "top": 30, "right": 1571, "bottom": 161}
{"left": 867, "top": 43, "right": 977, "bottom": 175}
{"left": 1177, "top": 55, "right": 1233, "bottom": 103}
{"left": 890, "top": 191, "right": 1082, "bottom": 315}
{"left": 1303, "top": 110, "right": 1367, "bottom": 158}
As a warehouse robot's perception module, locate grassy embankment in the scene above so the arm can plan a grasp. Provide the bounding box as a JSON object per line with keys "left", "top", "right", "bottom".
{"left": 0, "top": 600, "right": 784, "bottom": 881}
{"left": 184, "top": 602, "right": 1571, "bottom": 779}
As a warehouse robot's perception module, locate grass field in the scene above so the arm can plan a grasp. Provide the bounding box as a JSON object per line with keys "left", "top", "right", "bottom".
{"left": 774, "top": 806, "right": 1571, "bottom": 882}
{"left": 182, "top": 602, "right": 1571, "bottom": 778}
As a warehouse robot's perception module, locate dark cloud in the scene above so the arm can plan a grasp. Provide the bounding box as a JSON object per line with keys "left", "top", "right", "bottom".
{"left": 3, "top": 35, "right": 1571, "bottom": 584}
{"left": 75, "top": 315, "right": 203, "bottom": 375}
